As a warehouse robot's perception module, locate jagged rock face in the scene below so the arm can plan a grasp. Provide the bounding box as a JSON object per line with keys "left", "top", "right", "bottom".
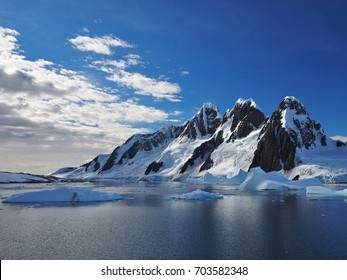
{"left": 250, "top": 96, "right": 327, "bottom": 172}
{"left": 181, "top": 103, "right": 221, "bottom": 139}
{"left": 117, "top": 126, "right": 183, "bottom": 165}
{"left": 249, "top": 125, "right": 296, "bottom": 172}
{"left": 223, "top": 99, "right": 266, "bottom": 142}
{"left": 278, "top": 97, "right": 327, "bottom": 149}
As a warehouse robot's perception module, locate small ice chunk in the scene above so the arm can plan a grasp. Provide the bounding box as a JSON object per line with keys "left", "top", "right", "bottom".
{"left": 170, "top": 189, "right": 223, "bottom": 200}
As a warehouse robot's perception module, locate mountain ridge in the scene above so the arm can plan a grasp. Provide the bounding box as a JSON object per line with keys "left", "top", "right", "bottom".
{"left": 51, "top": 96, "right": 347, "bottom": 183}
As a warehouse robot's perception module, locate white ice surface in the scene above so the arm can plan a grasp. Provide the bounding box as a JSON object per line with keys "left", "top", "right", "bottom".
{"left": 170, "top": 189, "right": 223, "bottom": 200}
{"left": 3, "top": 187, "right": 122, "bottom": 203}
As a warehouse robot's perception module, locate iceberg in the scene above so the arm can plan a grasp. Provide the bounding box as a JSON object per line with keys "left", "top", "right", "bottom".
{"left": 240, "top": 167, "right": 323, "bottom": 191}
{"left": 170, "top": 189, "right": 223, "bottom": 200}
{"left": 186, "top": 170, "right": 248, "bottom": 185}
{"left": 306, "top": 186, "right": 347, "bottom": 198}
{"left": 2, "top": 187, "right": 122, "bottom": 203}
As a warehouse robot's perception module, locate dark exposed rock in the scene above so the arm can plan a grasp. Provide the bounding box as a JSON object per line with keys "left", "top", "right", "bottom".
{"left": 101, "top": 147, "right": 119, "bottom": 172}
{"left": 249, "top": 125, "right": 296, "bottom": 172}
{"left": 144, "top": 161, "right": 164, "bottom": 175}
{"left": 336, "top": 140, "right": 346, "bottom": 147}
{"left": 199, "top": 154, "right": 214, "bottom": 172}
{"left": 292, "top": 174, "right": 300, "bottom": 181}
{"left": 83, "top": 155, "right": 101, "bottom": 172}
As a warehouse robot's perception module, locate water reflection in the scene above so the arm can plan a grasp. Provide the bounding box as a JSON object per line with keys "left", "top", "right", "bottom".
{"left": 1, "top": 182, "right": 347, "bottom": 259}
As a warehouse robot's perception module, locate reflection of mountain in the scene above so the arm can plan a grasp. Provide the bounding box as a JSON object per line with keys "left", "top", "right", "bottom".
{"left": 52, "top": 96, "right": 347, "bottom": 183}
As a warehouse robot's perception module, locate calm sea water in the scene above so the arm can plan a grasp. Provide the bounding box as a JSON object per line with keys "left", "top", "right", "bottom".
{"left": 1, "top": 182, "right": 347, "bottom": 260}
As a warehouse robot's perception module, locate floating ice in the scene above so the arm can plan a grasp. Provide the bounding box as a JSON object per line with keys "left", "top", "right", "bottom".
{"left": 306, "top": 186, "right": 347, "bottom": 198}
{"left": 240, "top": 167, "right": 323, "bottom": 191}
{"left": 186, "top": 170, "right": 247, "bottom": 185}
{"left": 170, "top": 189, "right": 223, "bottom": 200}
{"left": 2, "top": 187, "right": 122, "bottom": 203}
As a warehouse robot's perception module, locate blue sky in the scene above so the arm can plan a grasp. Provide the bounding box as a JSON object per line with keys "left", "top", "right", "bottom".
{"left": 1, "top": 0, "right": 346, "bottom": 173}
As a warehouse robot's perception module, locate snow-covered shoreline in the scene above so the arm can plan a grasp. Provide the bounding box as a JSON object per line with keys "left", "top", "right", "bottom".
{"left": 0, "top": 171, "right": 53, "bottom": 184}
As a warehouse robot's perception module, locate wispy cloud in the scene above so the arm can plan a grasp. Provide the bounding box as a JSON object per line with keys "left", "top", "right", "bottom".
{"left": 69, "top": 31, "right": 182, "bottom": 102}
{"left": 69, "top": 34, "right": 133, "bottom": 55}
{"left": 91, "top": 56, "right": 181, "bottom": 102}
{"left": 0, "top": 27, "right": 172, "bottom": 173}
{"left": 108, "top": 70, "right": 181, "bottom": 102}
{"left": 180, "top": 70, "right": 190, "bottom": 76}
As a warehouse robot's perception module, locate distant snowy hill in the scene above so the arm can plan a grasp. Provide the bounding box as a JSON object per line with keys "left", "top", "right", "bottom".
{"left": 51, "top": 96, "right": 347, "bottom": 183}
{"left": 0, "top": 171, "right": 52, "bottom": 183}
{"left": 331, "top": 135, "right": 347, "bottom": 143}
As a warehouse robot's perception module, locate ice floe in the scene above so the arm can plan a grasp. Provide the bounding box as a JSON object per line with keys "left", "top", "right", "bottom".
{"left": 2, "top": 187, "right": 122, "bottom": 203}
{"left": 306, "top": 186, "right": 347, "bottom": 198}
{"left": 170, "top": 189, "right": 223, "bottom": 200}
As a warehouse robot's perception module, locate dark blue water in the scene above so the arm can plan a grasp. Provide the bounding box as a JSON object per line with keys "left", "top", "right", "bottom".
{"left": 1, "top": 182, "right": 347, "bottom": 259}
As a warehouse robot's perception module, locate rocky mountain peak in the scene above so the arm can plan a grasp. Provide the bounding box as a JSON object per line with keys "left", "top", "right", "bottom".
{"left": 223, "top": 98, "right": 266, "bottom": 142}
{"left": 181, "top": 103, "right": 221, "bottom": 139}
{"left": 250, "top": 96, "right": 327, "bottom": 172}
{"left": 277, "top": 96, "right": 327, "bottom": 149}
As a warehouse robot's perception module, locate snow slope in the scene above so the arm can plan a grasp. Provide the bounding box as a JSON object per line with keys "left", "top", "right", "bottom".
{"left": 285, "top": 137, "right": 347, "bottom": 183}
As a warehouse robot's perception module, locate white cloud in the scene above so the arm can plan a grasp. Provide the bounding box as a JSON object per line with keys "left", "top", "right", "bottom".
{"left": 91, "top": 56, "right": 181, "bottom": 102}
{"left": 69, "top": 34, "right": 133, "bottom": 55}
{"left": 82, "top": 27, "right": 90, "bottom": 33}
{"left": 170, "top": 110, "right": 184, "bottom": 116}
{"left": 180, "top": 70, "right": 190, "bottom": 76}
{"left": 108, "top": 70, "right": 181, "bottom": 102}
{"left": 0, "top": 26, "right": 172, "bottom": 173}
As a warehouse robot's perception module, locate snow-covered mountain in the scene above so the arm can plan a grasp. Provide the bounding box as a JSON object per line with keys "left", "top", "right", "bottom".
{"left": 250, "top": 96, "right": 327, "bottom": 172}
{"left": 52, "top": 96, "right": 347, "bottom": 183}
